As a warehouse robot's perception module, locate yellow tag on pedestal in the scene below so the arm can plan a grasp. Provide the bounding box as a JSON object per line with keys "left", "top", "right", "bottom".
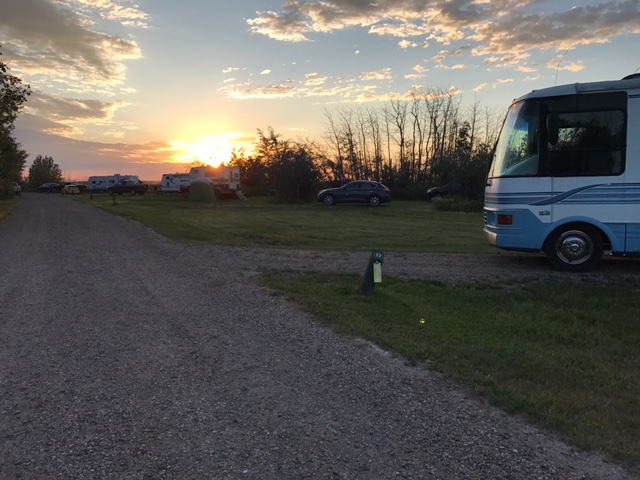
{"left": 373, "top": 262, "right": 382, "bottom": 283}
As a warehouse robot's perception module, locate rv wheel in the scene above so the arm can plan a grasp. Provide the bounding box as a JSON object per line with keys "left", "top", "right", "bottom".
{"left": 544, "top": 224, "right": 603, "bottom": 272}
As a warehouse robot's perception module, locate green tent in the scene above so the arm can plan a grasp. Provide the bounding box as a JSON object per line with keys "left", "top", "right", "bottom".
{"left": 188, "top": 182, "right": 217, "bottom": 203}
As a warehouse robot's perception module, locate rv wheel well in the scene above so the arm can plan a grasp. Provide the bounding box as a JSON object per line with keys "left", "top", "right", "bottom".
{"left": 545, "top": 222, "right": 611, "bottom": 251}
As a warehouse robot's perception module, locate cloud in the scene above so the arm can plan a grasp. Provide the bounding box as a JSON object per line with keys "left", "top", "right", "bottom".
{"left": 404, "top": 64, "right": 429, "bottom": 80}
{"left": 360, "top": 67, "right": 392, "bottom": 81}
{"left": 247, "top": 0, "right": 640, "bottom": 71}
{"left": 305, "top": 72, "right": 329, "bottom": 86}
{"left": 228, "top": 80, "right": 298, "bottom": 99}
{"left": 25, "top": 90, "right": 126, "bottom": 123}
{"left": 546, "top": 55, "right": 585, "bottom": 73}
{"left": 221, "top": 76, "right": 391, "bottom": 102}
{"left": 398, "top": 39, "right": 429, "bottom": 49}
{"left": 492, "top": 78, "right": 514, "bottom": 88}
{"left": 247, "top": 9, "right": 312, "bottom": 42}
{"left": 0, "top": 0, "right": 145, "bottom": 91}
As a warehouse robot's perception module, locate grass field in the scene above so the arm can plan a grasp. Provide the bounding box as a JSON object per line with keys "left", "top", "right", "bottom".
{"left": 76, "top": 192, "right": 640, "bottom": 471}
{"left": 81, "top": 192, "right": 495, "bottom": 253}
{"left": 260, "top": 271, "right": 640, "bottom": 469}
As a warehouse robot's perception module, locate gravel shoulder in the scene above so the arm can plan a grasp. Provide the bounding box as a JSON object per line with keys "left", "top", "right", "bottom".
{"left": 0, "top": 193, "right": 637, "bottom": 479}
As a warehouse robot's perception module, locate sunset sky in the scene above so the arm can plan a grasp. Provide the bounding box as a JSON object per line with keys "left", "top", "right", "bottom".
{"left": 2, "top": 0, "right": 639, "bottom": 181}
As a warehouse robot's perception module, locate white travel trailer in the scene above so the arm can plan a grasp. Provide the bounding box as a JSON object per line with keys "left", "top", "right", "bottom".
{"left": 88, "top": 174, "right": 140, "bottom": 192}
{"left": 159, "top": 173, "right": 193, "bottom": 193}
{"left": 188, "top": 165, "right": 240, "bottom": 191}
{"left": 484, "top": 74, "right": 640, "bottom": 271}
{"left": 158, "top": 165, "right": 242, "bottom": 197}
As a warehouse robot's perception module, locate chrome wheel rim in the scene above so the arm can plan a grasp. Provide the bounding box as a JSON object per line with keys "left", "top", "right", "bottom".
{"left": 556, "top": 230, "right": 593, "bottom": 265}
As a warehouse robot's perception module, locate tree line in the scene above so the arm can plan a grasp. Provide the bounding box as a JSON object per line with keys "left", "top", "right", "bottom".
{"left": 232, "top": 89, "right": 501, "bottom": 202}
{"left": 3, "top": 42, "right": 501, "bottom": 202}
{"left": 0, "top": 46, "right": 30, "bottom": 198}
{"left": 0, "top": 46, "right": 63, "bottom": 198}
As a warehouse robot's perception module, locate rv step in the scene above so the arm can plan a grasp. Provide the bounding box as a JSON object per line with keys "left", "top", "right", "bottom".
{"left": 236, "top": 190, "right": 246, "bottom": 200}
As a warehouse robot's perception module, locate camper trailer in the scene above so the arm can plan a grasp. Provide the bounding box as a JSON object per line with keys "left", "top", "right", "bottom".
{"left": 159, "top": 173, "right": 193, "bottom": 193}
{"left": 188, "top": 165, "right": 241, "bottom": 192}
{"left": 88, "top": 174, "right": 140, "bottom": 192}
{"left": 158, "top": 165, "right": 242, "bottom": 197}
{"left": 484, "top": 74, "right": 640, "bottom": 271}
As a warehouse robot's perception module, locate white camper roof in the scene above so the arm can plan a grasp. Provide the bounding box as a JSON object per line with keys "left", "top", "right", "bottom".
{"left": 513, "top": 74, "right": 640, "bottom": 104}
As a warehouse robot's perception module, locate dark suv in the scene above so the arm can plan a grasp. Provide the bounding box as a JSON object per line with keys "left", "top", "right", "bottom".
{"left": 317, "top": 181, "right": 391, "bottom": 207}
{"left": 426, "top": 181, "right": 461, "bottom": 201}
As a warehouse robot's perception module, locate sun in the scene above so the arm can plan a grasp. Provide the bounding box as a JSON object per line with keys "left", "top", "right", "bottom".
{"left": 171, "top": 134, "right": 238, "bottom": 167}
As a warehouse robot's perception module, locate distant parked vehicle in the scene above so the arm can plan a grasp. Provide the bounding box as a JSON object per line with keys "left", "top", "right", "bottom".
{"left": 12, "top": 182, "right": 21, "bottom": 195}
{"left": 106, "top": 179, "right": 149, "bottom": 195}
{"left": 64, "top": 182, "right": 87, "bottom": 193}
{"left": 62, "top": 184, "right": 80, "bottom": 195}
{"left": 38, "top": 183, "right": 63, "bottom": 193}
{"left": 426, "top": 182, "right": 461, "bottom": 201}
{"left": 317, "top": 180, "right": 391, "bottom": 207}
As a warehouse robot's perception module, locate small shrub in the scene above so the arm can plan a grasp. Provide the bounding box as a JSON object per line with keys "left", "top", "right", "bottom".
{"left": 0, "top": 180, "right": 16, "bottom": 199}
{"left": 389, "top": 186, "right": 426, "bottom": 201}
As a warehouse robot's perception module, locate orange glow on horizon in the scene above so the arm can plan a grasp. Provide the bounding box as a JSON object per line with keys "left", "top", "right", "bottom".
{"left": 170, "top": 133, "right": 252, "bottom": 167}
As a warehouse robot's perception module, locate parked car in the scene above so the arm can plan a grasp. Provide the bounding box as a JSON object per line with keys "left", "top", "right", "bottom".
{"left": 317, "top": 180, "right": 391, "bottom": 207}
{"left": 62, "top": 184, "right": 80, "bottom": 195}
{"left": 426, "top": 181, "right": 461, "bottom": 201}
{"left": 63, "top": 182, "right": 87, "bottom": 193}
{"left": 38, "top": 183, "right": 63, "bottom": 193}
{"left": 12, "top": 182, "right": 21, "bottom": 195}
{"left": 106, "top": 179, "right": 149, "bottom": 195}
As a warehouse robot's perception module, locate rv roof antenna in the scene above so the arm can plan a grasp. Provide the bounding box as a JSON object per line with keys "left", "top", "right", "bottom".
{"left": 555, "top": 49, "right": 569, "bottom": 86}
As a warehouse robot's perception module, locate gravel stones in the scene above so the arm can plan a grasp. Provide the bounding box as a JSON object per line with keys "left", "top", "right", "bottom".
{"left": 0, "top": 194, "right": 636, "bottom": 479}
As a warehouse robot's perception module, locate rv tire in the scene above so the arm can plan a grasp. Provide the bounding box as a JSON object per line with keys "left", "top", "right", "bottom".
{"left": 543, "top": 224, "right": 603, "bottom": 272}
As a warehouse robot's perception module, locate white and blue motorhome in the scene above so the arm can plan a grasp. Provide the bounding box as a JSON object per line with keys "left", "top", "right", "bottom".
{"left": 484, "top": 74, "right": 640, "bottom": 271}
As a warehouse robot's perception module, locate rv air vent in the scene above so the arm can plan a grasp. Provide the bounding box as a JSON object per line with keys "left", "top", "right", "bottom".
{"left": 622, "top": 73, "right": 640, "bottom": 80}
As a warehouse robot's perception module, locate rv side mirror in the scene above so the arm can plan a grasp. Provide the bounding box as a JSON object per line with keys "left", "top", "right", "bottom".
{"left": 547, "top": 112, "right": 559, "bottom": 146}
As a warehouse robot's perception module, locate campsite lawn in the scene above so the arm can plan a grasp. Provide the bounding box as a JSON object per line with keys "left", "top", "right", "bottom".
{"left": 80, "top": 193, "right": 494, "bottom": 253}
{"left": 260, "top": 271, "right": 640, "bottom": 470}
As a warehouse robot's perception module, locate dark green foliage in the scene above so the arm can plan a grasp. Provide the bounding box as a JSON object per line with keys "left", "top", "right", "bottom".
{"left": 27, "top": 155, "right": 63, "bottom": 190}
{"left": 0, "top": 178, "right": 16, "bottom": 199}
{"left": 254, "top": 127, "right": 321, "bottom": 202}
{"left": 0, "top": 45, "right": 31, "bottom": 186}
{"left": 0, "top": 46, "right": 31, "bottom": 133}
{"left": 231, "top": 149, "right": 270, "bottom": 194}
{"left": 0, "top": 131, "right": 27, "bottom": 184}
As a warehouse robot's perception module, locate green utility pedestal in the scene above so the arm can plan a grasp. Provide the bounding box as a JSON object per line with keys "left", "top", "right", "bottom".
{"left": 360, "top": 250, "right": 384, "bottom": 295}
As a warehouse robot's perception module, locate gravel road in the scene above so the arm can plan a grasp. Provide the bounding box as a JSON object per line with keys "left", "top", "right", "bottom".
{"left": 1, "top": 193, "right": 637, "bottom": 480}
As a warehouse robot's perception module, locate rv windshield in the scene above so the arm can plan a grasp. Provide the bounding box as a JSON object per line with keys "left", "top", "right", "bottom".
{"left": 489, "top": 100, "right": 541, "bottom": 178}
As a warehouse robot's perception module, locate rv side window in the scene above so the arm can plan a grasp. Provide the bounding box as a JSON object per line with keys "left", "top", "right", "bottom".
{"left": 546, "top": 109, "right": 625, "bottom": 176}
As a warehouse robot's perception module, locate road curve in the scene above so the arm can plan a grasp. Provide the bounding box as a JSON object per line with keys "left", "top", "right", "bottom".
{"left": 0, "top": 193, "right": 636, "bottom": 479}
